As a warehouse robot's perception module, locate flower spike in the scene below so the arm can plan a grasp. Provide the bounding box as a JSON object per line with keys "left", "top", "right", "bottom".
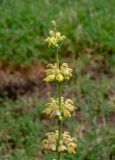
{"left": 41, "top": 21, "right": 77, "bottom": 160}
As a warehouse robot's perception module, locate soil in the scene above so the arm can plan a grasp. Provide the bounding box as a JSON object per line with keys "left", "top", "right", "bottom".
{"left": 0, "top": 63, "right": 54, "bottom": 99}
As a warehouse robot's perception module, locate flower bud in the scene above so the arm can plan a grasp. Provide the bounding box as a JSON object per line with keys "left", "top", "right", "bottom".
{"left": 51, "top": 20, "right": 56, "bottom": 26}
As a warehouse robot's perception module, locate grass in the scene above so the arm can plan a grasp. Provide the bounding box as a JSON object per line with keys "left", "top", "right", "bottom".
{"left": 0, "top": 96, "right": 46, "bottom": 160}
{"left": 0, "top": 0, "right": 115, "bottom": 65}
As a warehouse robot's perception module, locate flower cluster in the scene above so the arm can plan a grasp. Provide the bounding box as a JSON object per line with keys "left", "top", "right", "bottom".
{"left": 41, "top": 131, "right": 77, "bottom": 154}
{"left": 43, "top": 63, "right": 72, "bottom": 83}
{"left": 42, "top": 97, "right": 75, "bottom": 119}
{"left": 45, "top": 21, "right": 65, "bottom": 47}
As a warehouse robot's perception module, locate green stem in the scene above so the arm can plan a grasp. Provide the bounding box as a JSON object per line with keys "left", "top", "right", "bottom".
{"left": 56, "top": 48, "right": 59, "bottom": 68}
{"left": 56, "top": 48, "right": 62, "bottom": 160}
{"left": 57, "top": 84, "right": 62, "bottom": 160}
{"left": 57, "top": 121, "right": 62, "bottom": 160}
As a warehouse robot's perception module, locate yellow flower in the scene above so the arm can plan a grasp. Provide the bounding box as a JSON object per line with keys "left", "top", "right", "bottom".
{"left": 55, "top": 74, "right": 64, "bottom": 82}
{"left": 58, "top": 144, "right": 67, "bottom": 152}
{"left": 67, "top": 142, "right": 77, "bottom": 154}
{"left": 60, "top": 63, "right": 73, "bottom": 78}
{"left": 42, "top": 97, "right": 75, "bottom": 119}
{"left": 43, "top": 75, "right": 55, "bottom": 82}
{"left": 65, "top": 99, "right": 75, "bottom": 112}
{"left": 44, "top": 63, "right": 72, "bottom": 83}
{"left": 45, "top": 21, "right": 65, "bottom": 47}
{"left": 63, "top": 109, "right": 71, "bottom": 118}
{"left": 42, "top": 98, "right": 61, "bottom": 119}
{"left": 56, "top": 31, "right": 66, "bottom": 42}
{"left": 41, "top": 131, "right": 77, "bottom": 154}
{"left": 41, "top": 139, "right": 49, "bottom": 150}
{"left": 45, "top": 37, "right": 57, "bottom": 47}
{"left": 67, "top": 146, "right": 76, "bottom": 154}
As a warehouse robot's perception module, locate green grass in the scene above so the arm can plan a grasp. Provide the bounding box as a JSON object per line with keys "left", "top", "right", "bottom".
{"left": 0, "top": 0, "right": 115, "bottom": 65}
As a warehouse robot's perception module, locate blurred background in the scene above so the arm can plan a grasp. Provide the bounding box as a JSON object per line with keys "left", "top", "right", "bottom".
{"left": 0, "top": 0, "right": 115, "bottom": 159}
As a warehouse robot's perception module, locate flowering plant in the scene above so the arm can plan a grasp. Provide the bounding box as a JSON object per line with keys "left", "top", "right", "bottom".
{"left": 41, "top": 21, "right": 77, "bottom": 160}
